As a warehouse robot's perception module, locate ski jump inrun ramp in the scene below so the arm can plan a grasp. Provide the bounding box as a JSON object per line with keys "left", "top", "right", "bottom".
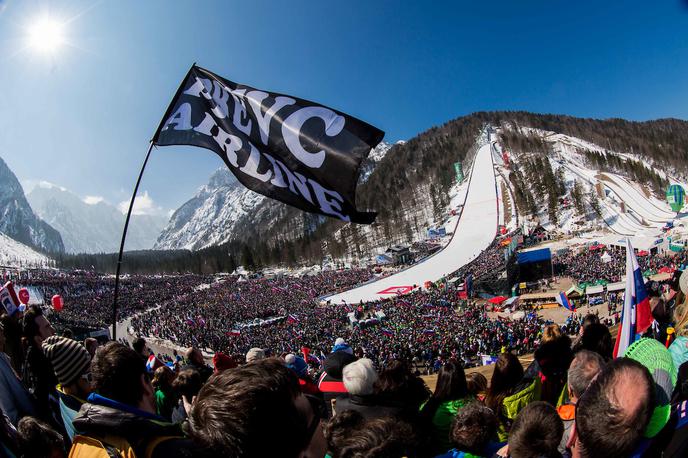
{"left": 324, "top": 142, "right": 498, "bottom": 304}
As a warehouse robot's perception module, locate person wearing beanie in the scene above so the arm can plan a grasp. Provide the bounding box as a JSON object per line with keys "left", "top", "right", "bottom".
{"left": 212, "top": 352, "right": 236, "bottom": 374}
{"left": 285, "top": 354, "right": 320, "bottom": 396}
{"left": 245, "top": 347, "right": 265, "bottom": 363}
{"left": 41, "top": 335, "right": 93, "bottom": 440}
{"left": 318, "top": 350, "right": 356, "bottom": 416}
{"left": 624, "top": 337, "right": 677, "bottom": 439}
{"left": 332, "top": 337, "right": 354, "bottom": 355}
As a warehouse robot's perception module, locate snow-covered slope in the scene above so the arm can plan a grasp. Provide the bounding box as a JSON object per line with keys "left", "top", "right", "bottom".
{"left": 27, "top": 185, "right": 168, "bottom": 253}
{"left": 0, "top": 157, "right": 64, "bottom": 253}
{"left": 156, "top": 141, "right": 393, "bottom": 251}
{"left": 498, "top": 126, "right": 684, "bottom": 237}
{"left": 0, "top": 232, "right": 51, "bottom": 267}
{"left": 325, "top": 138, "right": 497, "bottom": 303}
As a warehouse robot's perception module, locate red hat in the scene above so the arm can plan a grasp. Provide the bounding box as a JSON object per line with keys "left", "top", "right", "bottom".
{"left": 213, "top": 352, "right": 236, "bottom": 373}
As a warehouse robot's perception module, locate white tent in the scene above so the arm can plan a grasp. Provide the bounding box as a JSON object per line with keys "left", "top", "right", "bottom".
{"left": 586, "top": 285, "right": 604, "bottom": 295}
{"left": 606, "top": 281, "right": 625, "bottom": 292}
{"left": 511, "top": 311, "right": 526, "bottom": 320}
{"left": 600, "top": 251, "right": 612, "bottom": 264}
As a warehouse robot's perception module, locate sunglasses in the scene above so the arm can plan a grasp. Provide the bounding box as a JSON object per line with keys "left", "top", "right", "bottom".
{"left": 81, "top": 372, "right": 93, "bottom": 383}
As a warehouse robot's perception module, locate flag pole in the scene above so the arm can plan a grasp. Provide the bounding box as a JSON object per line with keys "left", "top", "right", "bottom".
{"left": 111, "top": 62, "right": 196, "bottom": 340}
{"left": 111, "top": 141, "right": 154, "bottom": 340}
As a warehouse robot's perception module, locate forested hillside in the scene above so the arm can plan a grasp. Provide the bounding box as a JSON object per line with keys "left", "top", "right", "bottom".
{"left": 57, "top": 112, "right": 688, "bottom": 273}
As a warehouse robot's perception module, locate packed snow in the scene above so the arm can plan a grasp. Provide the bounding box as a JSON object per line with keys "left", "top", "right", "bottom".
{"left": 324, "top": 138, "right": 498, "bottom": 304}
{"left": 0, "top": 232, "right": 50, "bottom": 267}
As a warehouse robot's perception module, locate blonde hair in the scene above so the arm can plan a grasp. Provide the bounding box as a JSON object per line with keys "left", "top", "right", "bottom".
{"left": 542, "top": 324, "right": 562, "bottom": 343}
{"left": 674, "top": 294, "right": 688, "bottom": 337}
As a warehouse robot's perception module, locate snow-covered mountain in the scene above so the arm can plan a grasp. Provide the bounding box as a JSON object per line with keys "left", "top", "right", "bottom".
{"left": 0, "top": 232, "right": 51, "bottom": 267}
{"left": 0, "top": 157, "right": 64, "bottom": 253}
{"left": 155, "top": 141, "right": 394, "bottom": 251}
{"left": 155, "top": 168, "right": 265, "bottom": 250}
{"left": 27, "top": 184, "right": 168, "bottom": 254}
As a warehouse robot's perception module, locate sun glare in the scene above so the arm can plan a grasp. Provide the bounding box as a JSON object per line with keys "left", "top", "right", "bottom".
{"left": 27, "top": 17, "right": 65, "bottom": 54}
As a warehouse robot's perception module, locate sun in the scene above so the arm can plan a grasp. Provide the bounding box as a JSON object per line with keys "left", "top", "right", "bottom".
{"left": 27, "top": 17, "right": 65, "bottom": 54}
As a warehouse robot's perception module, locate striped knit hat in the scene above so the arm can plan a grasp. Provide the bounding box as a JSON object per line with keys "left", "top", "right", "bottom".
{"left": 41, "top": 336, "right": 91, "bottom": 386}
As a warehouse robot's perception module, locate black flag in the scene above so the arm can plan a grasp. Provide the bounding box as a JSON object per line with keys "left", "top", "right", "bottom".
{"left": 153, "top": 65, "right": 383, "bottom": 224}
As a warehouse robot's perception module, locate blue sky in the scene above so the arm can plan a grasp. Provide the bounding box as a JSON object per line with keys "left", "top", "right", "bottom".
{"left": 0, "top": 0, "right": 687, "bottom": 216}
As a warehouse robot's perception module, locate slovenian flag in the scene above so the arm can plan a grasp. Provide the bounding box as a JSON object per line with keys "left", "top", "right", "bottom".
{"left": 146, "top": 355, "right": 164, "bottom": 372}
{"left": 613, "top": 238, "right": 654, "bottom": 358}
{"left": 287, "top": 314, "right": 299, "bottom": 323}
{"left": 555, "top": 291, "right": 575, "bottom": 312}
{"left": 380, "top": 328, "right": 393, "bottom": 337}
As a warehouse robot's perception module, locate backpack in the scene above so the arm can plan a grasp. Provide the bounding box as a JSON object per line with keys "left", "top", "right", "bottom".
{"left": 68, "top": 434, "right": 179, "bottom": 458}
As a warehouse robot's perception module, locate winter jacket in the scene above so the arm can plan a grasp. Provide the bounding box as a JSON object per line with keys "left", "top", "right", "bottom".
{"left": 56, "top": 386, "right": 85, "bottom": 441}
{"left": 334, "top": 394, "right": 402, "bottom": 419}
{"left": 557, "top": 403, "right": 575, "bottom": 455}
{"left": 669, "top": 336, "right": 688, "bottom": 372}
{"left": 496, "top": 376, "right": 542, "bottom": 442}
{"left": 423, "top": 398, "right": 473, "bottom": 455}
{"left": 0, "top": 352, "right": 36, "bottom": 426}
{"left": 71, "top": 394, "right": 198, "bottom": 458}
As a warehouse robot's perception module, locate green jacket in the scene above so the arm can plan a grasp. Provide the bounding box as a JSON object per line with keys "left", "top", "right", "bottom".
{"left": 423, "top": 398, "right": 473, "bottom": 455}
{"left": 497, "top": 377, "right": 541, "bottom": 441}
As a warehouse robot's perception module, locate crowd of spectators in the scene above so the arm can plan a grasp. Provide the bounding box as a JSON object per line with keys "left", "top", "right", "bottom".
{"left": 3, "top": 292, "right": 688, "bottom": 456}
{"left": 555, "top": 248, "right": 688, "bottom": 284}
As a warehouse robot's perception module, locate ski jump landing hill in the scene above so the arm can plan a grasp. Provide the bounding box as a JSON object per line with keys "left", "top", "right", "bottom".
{"left": 324, "top": 141, "right": 499, "bottom": 304}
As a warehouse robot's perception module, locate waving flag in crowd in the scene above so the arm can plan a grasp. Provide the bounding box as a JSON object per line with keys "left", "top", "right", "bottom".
{"left": 555, "top": 291, "right": 575, "bottom": 312}
{"left": 613, "top": 238, "right": 654, "bottom": 358}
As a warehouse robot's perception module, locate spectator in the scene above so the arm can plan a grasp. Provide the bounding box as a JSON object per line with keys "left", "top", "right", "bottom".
{"left": 184, "top": 347, "right": 212, "bottom": 384}
{"left": 83, "top": 338, "right": 98, "bottom": 359}
{"left": 211, "top": 352, "right": 235, "bottom": 374}
{"left": 669, "top": 294, "right": 688, "bottom": 370}
{"left": 325, "top": 413, "right": 419, "bottom": 458}
{"left": 170, "top": 369, "right": 202, "bottom": 423}
{"left": 436, "top": 402, "right": 500, "bottom": 458}
{"left": 70, "top": 342, "right": 193, "bottom": 457}
{"left": 569, "top": 358, "right": 654, "bottom": 457}
{"left": 374, "top": 360, "right": 431, "bottom": 422}
{"left": 21, "top": 306, "right": 58, "bottom": 425}
{"left": 507, "top": 401, "right": 563, "bottom": 458}
{"left": 132, "top": 337, "right": 149, "bottom": 362}
{"left": 557, "top": 350, "right": 604, "bottom": 455}
{"left": 318, "top": 350, "right": 356, "bottom": 415}
{"left": 151, "top": 366, "right": 177, "bottom": 421}
{"left": 420, "top": 360, "right": 472, "bottom": 455}
{"left": 575, "top": 323, "right": 613, "bottom": 361}
{"left": 332, "top": 337, "right": 354, "bottom": 355}
{"left": 185, "top": 358, "right": 327, "bottom": 457}
{"left": 323, "top": 410, "right": 364, "bottom": 456}
{"left": 16, "top": 416, "right": 65, "bottom": 458}
{"left": 245, "top": 347, "right": 265, "bottom": 363}
{"left": 334, "top": 358, "right": 388, "bottom": 418}
{"left": 0, "top": 311, "right": 24, "bottom": 374}
{"left": 286, "top": 353, "right": 321, "bottom": 396}
{"left": 41, "top": 336, "right": 92, "bottom": 441}
{"left": 534, "top": 325, "right": 573, "bottom": 405}
{"left": 485, "top": 352, "right": 540, "bottom": 441}
{"left": 466, "top": 372, "right": 488, "bottom": 402}
{"left": 0, "top": 407, "right": 19, "bottom": 457}
{"left": 0, "top": 322, "right": 37, "bottom": 426}
{"left": 624, "top": 337, "right": 677, "bottom": 438}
